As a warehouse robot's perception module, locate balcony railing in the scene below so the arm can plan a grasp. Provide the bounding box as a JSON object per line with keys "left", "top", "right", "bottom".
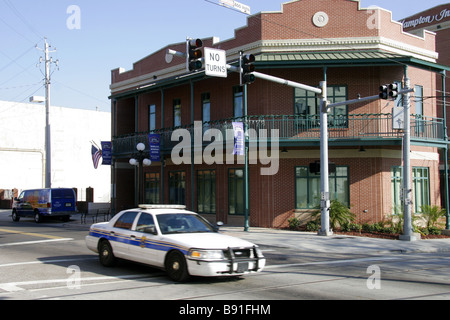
{"left": 113, "top": 114, "right": 446, "bottom": 157}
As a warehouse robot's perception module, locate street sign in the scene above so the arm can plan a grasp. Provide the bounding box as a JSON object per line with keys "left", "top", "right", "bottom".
{"left": 204, "top": 47, "right": 227, "bottom": 78}
{"left": 220, "top": 0, "right": 251, "bottom": 15}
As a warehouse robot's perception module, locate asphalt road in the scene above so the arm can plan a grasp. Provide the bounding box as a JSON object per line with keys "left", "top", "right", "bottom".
{"left": 1, "top": 210, "right": 449, "bottom": 305}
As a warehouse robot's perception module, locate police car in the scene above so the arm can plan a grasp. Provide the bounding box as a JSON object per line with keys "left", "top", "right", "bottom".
{"left": 85, "top": 205, "right": 265, "bottom": 282}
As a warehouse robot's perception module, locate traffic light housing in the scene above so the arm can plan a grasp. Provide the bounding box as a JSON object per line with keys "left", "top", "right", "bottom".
{"left": 240, "top": 53, "right": 255, "bottom": 86}
{"left": 379, "top": 83, "right": 399, "bottom": 100}
{"left": 309, "top": 161, "right": 336, "bottom": 174}
{"left": 379, "top": 85, "right": 388, "bottom": 100}
{"left": 187, "top": 38, "right": 203, "bottom": 72}
{"left": 388, "top": 83, "right": 398, "bottom": 99}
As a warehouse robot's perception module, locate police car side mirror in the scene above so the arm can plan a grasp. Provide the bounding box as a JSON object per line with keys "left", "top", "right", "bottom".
{"left": 214, "top": 221, "right": 224, "bottom": 232}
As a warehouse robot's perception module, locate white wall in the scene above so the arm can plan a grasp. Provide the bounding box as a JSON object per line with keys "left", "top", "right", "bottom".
{"left": 0, "top": 101, "right": 111, "bottom": 202}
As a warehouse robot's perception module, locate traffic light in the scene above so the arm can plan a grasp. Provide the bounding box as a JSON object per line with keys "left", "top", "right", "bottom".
{"left": 379, "top": 85, "right": 388, "bottom": 100}
{"left": 187, "top": 38, "right": 203, "bottom": 72}
{"left": 379, "top": 83, "right": 399, "bottom": 100}
{"left": 388, "top": 83, "right": 398, "bottom": 99}
{"left": 309, "top": 161, "right": 336, "bottom": 174}
{"left": 240, "top": 53, "right": 255, "bottom": 86}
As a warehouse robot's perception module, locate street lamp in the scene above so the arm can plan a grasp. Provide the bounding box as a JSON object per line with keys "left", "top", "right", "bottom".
{"left": 30, "top": 95, "right": 50, "bottom": 188}
{"left": 129, "top": 143, "right": 152, "bottom": 205}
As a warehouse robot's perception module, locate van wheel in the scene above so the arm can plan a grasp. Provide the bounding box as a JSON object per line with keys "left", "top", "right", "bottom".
{"left": 98, "top": 240, "right": 116, "bottom": 267}
{"left": 34, "top": 211, "right": 41, "bottom": 223}
{"left": 165, "top": 251, "right": 190, "bottom": 282}
{"left": 12, "top": 210, "right": 20, "bottom": 222}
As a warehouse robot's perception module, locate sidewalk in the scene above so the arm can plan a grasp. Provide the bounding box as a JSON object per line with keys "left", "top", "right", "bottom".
{"left": 220, "top": 226, "right": 450, "bottom": 255}
{"left": 2, "top": 210, "right": 449, "bottom": 255}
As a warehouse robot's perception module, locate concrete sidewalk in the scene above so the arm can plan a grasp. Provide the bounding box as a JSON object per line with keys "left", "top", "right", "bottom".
{"left": 2, "top": 210, "right": 449, "bottom": 255}
{"left": 220, "top": 226, "right": 450, "bottom": 255}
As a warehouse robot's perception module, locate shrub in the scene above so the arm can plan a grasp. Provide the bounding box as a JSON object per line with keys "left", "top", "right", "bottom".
{"left": 311, "top": 200, "right": 356, "bottom": 231}
{"left": 329, "top": 200, "right": 356, "bottom": 229}
{"left": 306, "top": 220, "right": 320, "bottom": 232}
{"left": 288, "top": 217, "right": 301, "bottom": 230}
{"left": 420, "top": 205, "right": 446, "bottom": 229}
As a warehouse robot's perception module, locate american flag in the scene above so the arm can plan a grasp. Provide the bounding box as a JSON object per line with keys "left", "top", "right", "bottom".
{"left": 91, "top": 145, "right": 102, "bottom": 169}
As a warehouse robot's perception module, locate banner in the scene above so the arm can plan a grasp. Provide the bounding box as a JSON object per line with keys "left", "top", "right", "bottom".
{"left": 232, "top": 122, "right": 244, "bottom": 155}
{"left": 101, "top": 141, "right": 112, "bottom": 165}
{"left": 148, "top": 134, "right": 161, "bottom": 162}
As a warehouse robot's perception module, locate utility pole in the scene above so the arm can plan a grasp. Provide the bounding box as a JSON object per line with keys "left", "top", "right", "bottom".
{"left": 399, "top": 77, "right": 417, "bottom": 241}
{"left": 37, "top": 38, "right": 57, "bottom": 189}
{"left": 318, "top": 81, "right": 332, "bottom": 236}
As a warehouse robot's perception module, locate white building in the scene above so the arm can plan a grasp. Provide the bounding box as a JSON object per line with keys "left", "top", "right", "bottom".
{"left": 0, "top": 100, "right": 111, "bottom": 202}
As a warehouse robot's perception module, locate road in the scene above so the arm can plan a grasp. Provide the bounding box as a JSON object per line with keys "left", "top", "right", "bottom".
{"left": 1, "top": 210, "right": 450, "bottom": 305}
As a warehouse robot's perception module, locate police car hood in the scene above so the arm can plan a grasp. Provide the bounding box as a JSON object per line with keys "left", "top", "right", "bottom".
{"left": 164, "top": 232, "right": 256, "bottom": 249}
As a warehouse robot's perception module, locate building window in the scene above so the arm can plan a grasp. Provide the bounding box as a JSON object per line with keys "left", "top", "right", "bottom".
{"left": 229, "top": 168, "right": 244, "bottom": 215}
{"left": 197, "top": 170, "right": 216, "bottom": 214}
{"left": 144, "top": 172, "right": 160, "bottom": 204}
{"left": 391, "top": 167, "right": 403, "bottom": 215}
{"left": 173, "top": 99, "right": 181, "bottom": 127}
{"left": 294, "top": 85, "right": 348, "bottom": 127}
{"left": 169, "top": 171, "right": 185, "bottom": 205}
{"left": 295, "top": 166, "right": 349, "bottom": 209}
{"left": 233, "top": 86, "right": 243, "bottom": 119}
{"left": 413, "top": 167, "right": 430, "bottom": 213}
{"left": 149, "top": 104, "right": 156, "bottom": 131}
{"left": 202, "top": 93, "right": 211, "bottom": 133}
{"left": 391, "top": 166, "right": 430, "bottom": 214}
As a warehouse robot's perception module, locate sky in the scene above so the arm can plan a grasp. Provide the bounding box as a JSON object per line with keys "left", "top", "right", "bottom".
{"left": 0, "top": 0, "right": 447, "bottom": 112}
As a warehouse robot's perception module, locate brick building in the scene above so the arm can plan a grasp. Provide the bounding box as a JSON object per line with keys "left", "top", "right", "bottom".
{"left": 109, "top": 0, "right": 448, "bottom": 228}
{"left": 401, "top": 4, "right": 450, "bottom": 211}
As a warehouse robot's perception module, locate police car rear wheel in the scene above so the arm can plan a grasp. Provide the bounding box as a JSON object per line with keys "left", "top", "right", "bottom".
{"left": 99, "top": 240, "right": 116, "bottom": 267}
{"left": 165, "top": 251, "right": 190, "bottom": 282}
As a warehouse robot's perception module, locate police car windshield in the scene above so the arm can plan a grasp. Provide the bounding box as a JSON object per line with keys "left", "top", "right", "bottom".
{"left": 156, "top": 213, "right": 214, "bottom": 235}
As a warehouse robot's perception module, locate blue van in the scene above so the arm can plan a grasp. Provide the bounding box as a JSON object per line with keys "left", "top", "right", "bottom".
{"left": 12, "top": 188, "right": 77, "bottom": 223}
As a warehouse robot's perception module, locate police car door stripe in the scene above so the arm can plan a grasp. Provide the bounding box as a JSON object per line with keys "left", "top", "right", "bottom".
{"left": 89, "top": 229, "right": 188, "bottom": 254}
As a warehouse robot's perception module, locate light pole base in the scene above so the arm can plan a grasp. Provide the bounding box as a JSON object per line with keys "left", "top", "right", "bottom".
{"left": 399, "top": 233, "right": 420, "bottom": 242}
{"left": 318, "top": 229, "right": 333, "bottom": 236}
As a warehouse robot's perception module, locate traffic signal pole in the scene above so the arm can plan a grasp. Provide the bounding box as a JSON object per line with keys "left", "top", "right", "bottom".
{"left": 319, "top": 81, "right": 332, "bottom": 236}
{"left": 399, "top": 77, "right": 417, "bottom": 241}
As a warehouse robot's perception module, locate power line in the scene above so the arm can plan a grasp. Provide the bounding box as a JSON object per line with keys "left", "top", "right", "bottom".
{"left": 3, "top": 0, "right": 44, "bottom": 41}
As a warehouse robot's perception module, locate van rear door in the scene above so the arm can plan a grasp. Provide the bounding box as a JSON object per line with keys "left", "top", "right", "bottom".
{"left": 51, "top": 189, "right": 76, "bottom": 213}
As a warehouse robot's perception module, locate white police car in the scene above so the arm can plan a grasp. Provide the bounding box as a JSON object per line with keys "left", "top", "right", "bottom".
{"left": 86, "top": 205, "right": 265, "bottom": 282}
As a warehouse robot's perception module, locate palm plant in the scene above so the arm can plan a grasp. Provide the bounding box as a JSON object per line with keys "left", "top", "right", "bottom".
{"left": 420, "top": 205, "right": 446, "bottom": 229}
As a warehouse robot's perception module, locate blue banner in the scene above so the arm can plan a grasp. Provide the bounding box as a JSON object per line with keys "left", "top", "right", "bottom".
{"left": 148, "top": 134, "right": 161, "bottom": 162}
{"left": 101, "top": 141, "right": 112, "bottom": 165}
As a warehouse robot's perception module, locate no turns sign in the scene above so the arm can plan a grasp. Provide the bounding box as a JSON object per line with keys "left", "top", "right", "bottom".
{"left": 204, "top": 48, "right": 227, "bottom": 78}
